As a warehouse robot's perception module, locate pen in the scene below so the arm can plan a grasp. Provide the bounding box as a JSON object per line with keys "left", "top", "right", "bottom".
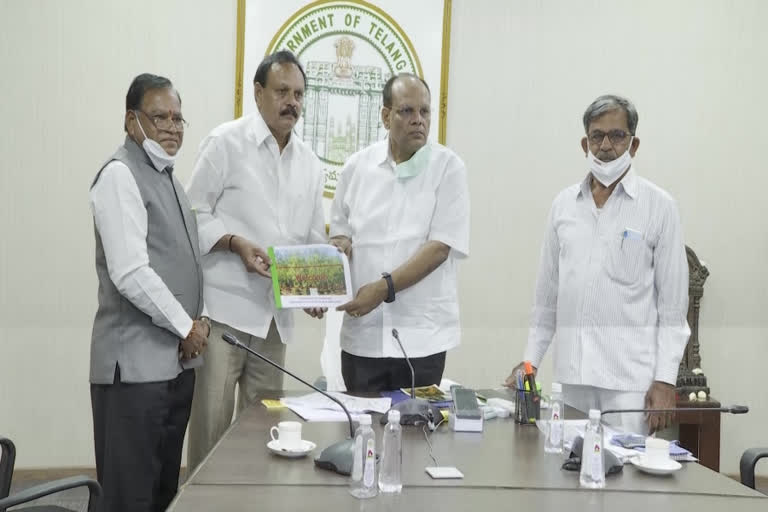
{"left": 514, "top": 369, "right": 526, "bottom": 422}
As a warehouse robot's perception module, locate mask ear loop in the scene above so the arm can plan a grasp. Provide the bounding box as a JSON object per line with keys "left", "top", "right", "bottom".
{"left": 625, "top": 136, "right": 634, "bottom": 156}
{"left": 133, "top": 110, "right": 149, "bottom": 139}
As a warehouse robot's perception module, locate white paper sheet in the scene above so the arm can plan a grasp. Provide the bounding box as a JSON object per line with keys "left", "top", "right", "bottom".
{"left": 280, "top": 392, "right": 392, "bottom": 421}
{"left": 284, "top": 405, "right": 364, "bottom": 423}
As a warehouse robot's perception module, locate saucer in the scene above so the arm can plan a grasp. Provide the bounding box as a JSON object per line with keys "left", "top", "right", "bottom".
{"left": 630, "top": 455, "right": 682, "bottom": 475}
{"left": 267, "top": 439, "right": 316, "bottom": 458}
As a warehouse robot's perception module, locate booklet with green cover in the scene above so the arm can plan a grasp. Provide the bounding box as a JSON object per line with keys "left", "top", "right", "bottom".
{"left": 268, "top": 244, "right": 353, "bottom": 309}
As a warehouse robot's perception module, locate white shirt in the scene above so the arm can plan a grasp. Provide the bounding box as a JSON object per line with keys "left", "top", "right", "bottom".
{"left": 185, "top": 111, "right": 326, "bottom": 343}
{"left": 89, "top": 161, "right": 194, "bottom": 339}
{"left": 523, "top": 168, "right": 690, "bottom": 392}
{"left": 330, "top": 140, "right": 470, "bottom": 358}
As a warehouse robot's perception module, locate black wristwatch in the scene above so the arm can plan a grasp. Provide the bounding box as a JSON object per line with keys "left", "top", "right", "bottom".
{"left": 381, "top": 272, "right": 395, "bottom": 303}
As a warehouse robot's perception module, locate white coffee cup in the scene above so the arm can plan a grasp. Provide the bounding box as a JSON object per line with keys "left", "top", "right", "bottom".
{"left": 270, "top": 421, "right": 303, "bottom": 450}
{"left": 645, "top": 437, "right": 670, "bottom": 465}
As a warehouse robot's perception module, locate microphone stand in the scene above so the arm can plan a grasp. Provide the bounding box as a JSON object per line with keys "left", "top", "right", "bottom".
{"left": 221, "top": 332, "right": 356, "bottom": 476}
{"left": 381, "top": 328, "right": 443, "bottom": 426}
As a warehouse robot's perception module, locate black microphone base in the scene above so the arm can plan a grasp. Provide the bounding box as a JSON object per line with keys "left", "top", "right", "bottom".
{"left": 314, "top": 439, "right": 355, "bottom": 476}
{"left": 381, "top": 398, "right": 442, "bottom": 426}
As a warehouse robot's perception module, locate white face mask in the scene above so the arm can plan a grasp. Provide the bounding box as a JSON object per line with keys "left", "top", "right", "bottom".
{"left": 586, "top": 136, "right": 633, "bottom": 186}
{"left": 395, "top": 142, "right": 432, "bottom": 178}
{"left": 134, "top": 112, "right": 178, "bottom": 171}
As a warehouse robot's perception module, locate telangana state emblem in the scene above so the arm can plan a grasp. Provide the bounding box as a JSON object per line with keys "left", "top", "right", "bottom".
{"left": 265, "top": 0, "right": 423, "bottom": 198}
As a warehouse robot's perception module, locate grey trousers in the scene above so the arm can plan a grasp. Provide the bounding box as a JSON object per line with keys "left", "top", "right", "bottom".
{"left": 187, "top": 319, "right": 285, "bottom": 472}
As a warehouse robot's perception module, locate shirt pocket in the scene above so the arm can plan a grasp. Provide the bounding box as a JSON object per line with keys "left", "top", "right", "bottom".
{"left": 606, "top": 235, "right": 651, "bottom": 285}
{"left": 285, "top": 189, "right": 313, "bottom": 242}
{"left": 396, "top": 191, "right": 436, "bottom": 239}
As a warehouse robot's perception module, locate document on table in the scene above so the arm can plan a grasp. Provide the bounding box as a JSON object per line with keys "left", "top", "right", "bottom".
{"left": 280, "top": 392, "right": 392, "bottom": 422}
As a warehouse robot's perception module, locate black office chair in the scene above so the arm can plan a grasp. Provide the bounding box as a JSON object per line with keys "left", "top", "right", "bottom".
{"left": 740, "top": 447, "right": 768, "bottom": 492}
{"left": 0, "top": 436, "right": 102, "bottom": 512}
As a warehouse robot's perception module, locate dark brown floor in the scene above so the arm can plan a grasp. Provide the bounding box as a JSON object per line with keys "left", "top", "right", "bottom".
{"left": 7, "top": 467, "right": 188, "bottom": 510}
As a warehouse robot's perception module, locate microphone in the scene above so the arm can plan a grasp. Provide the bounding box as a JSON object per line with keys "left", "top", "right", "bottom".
{"left": 601, "top": 405, "right": 749, "bottom": 416}
{"left": 380, "top": 328, "right": 442, "bottom": 427}
{"left": 563, "top": 405, "right": 749, "bottom": 474}
{"left": 221, "top": 332, "right": 356, "bottom": 476}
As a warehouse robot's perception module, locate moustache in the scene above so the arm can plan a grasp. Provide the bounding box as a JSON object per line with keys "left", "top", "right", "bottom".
{"left": 280, "top": 106, "right": 299, "bottom": 118}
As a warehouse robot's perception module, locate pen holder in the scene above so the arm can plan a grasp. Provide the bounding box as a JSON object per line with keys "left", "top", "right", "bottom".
{"left": 514, "top": 389, "right": 541, "bottom": 425}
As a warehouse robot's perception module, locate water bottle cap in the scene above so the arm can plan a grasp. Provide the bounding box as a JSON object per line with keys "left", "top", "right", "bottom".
{"left": 388, "top": 410, "right": 401, "bottom": 422}
{"left": 588, "top": 409, "right": 601, "bottom": 420}
{"left": 358, "top": 414, "right": 372, "bottom": 425}
{"left": 551, "top": 382, "right": 562, "bottom": 393}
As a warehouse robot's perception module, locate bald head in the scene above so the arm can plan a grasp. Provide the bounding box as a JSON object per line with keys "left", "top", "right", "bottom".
{"left": 382, "top": 73, "right": 430, "bottom": 108}
{"left": 381, "top": 73, "right": 432, "bottom": 163}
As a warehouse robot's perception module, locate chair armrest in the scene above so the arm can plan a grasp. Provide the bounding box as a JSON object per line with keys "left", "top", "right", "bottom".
{"left": 0, "top": 475, "right": 102, "bottom": 512}
{"left": 740, "top": 447, "right": 768, "bottom": 489}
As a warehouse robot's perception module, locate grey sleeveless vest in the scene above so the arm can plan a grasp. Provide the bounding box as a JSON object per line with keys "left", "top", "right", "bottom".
{"left": 90, "top": 136, "right": 203, "bottom": 384}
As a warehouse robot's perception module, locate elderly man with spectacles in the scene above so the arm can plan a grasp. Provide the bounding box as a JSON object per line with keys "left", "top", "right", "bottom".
{"left": 89, "top": 73, "right": 209, "bottom": 511}
{"left": 505, "top": 95, "right": 690, "bottom": 435}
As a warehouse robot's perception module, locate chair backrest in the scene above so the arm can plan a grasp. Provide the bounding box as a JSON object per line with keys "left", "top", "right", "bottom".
{"left": 0, "top": 437, "right": 16, "bottom": 499}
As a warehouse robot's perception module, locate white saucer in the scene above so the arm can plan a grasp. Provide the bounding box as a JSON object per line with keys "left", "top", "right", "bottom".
{"left": 631, "top": 455, "right": 682, "bottom": 475}
{"left": 267, "top": 439, "right": 316, "bottom": 458}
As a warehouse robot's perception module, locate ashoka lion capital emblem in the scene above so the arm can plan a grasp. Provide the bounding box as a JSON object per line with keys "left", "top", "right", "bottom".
{"left": 333, "top": 36, "right": 355, "bottom": 78}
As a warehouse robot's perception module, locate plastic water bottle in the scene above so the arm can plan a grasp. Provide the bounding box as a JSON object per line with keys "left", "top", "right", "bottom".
{"left": 378, "top": 410, "right": 403, "bottom": 493}
{"left": 349, "top": 414, "right": 377, "bottom": 499}
{"left": 579, "top": 409, "right": 606, "bottom": 489}
{"left": 544, "top": 382, "right": 564, "bottom": 454}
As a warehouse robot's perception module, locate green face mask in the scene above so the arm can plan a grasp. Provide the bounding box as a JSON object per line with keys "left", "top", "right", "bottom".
{"left": 395, "top": 142, "right": 432, "bottom": 179}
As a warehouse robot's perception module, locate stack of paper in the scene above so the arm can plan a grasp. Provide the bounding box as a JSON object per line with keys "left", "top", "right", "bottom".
{"left": 280, "top": 392, "right": 391, "bottom": 422}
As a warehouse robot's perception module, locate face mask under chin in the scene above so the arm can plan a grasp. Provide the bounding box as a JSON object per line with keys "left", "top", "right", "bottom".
{"left": 134, "top": 113, "right": 179, "bottom": 171}
{"left": 586, "top": 137, "right": 633, "bottom": 187}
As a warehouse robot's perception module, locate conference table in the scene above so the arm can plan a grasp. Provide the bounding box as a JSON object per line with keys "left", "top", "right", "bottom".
{"left": 168, "top": 390, "right": 766, "bottom": 511}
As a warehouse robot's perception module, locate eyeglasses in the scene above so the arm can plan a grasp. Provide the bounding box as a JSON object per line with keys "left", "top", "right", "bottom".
{"left": 393, "top": 105, "right": 431, "bottom": 120}
{"left": 588, "top": 129, "right": 631, "bottom": 145}
{"left": 136, "top": 110, "right": 189, "bottom": 131}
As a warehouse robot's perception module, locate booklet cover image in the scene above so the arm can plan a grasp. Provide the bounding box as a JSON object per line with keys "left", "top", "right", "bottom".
{"left": 268, "top": 244, "right": 353, "bottom": 308}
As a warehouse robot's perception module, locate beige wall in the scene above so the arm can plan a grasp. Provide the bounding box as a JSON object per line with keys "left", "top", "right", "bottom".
{"left": 0, "top": 0, "right": 766, "bottom": 477}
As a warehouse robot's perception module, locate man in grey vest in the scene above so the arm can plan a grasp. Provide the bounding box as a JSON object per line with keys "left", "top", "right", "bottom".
{"left": 89, "top": 73, "right": 210, "bottom": 512}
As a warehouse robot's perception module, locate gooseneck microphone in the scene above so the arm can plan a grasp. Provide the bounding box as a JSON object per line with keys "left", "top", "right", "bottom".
{"left": 564, "top": 405, "right": 749, "bottom": 476}
{"left": 221, "top": 332, "right": 356, "bottom": 475}
{"left": 601, "top": 405, "right": 749, "bottom": 416}
{"left": 392, "top": 328, "right": 416, "bottom": 399}
{"left": 380, "top": 328, "right": 443, "bottom": 427}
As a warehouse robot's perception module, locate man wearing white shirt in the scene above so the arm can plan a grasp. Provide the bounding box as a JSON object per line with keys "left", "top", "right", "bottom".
{"left": 185, "top": 51, "right": 326, "bottom": 470}
{"left": 89, "top": 73, "right": 210, "bottom": 512}
{"left": 330, "top": 74, "right": 470, "bottom": 392}
{"left": 505, "top": 95, "right": 690, "bottom": 434}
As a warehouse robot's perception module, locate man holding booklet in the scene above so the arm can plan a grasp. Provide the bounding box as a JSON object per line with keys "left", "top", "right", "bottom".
{"left": 330, "top": 73, "right": 471, "bottom": 392}
{"left": 184, "top": 51, "right": 326, "bottom": 471}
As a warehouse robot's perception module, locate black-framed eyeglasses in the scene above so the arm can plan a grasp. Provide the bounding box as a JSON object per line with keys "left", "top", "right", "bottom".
{"left": 588, "top": 129, "right": 631, "bottom": 145}
{"left": 136, "top": 110, "right": 189, "bottom": 131}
